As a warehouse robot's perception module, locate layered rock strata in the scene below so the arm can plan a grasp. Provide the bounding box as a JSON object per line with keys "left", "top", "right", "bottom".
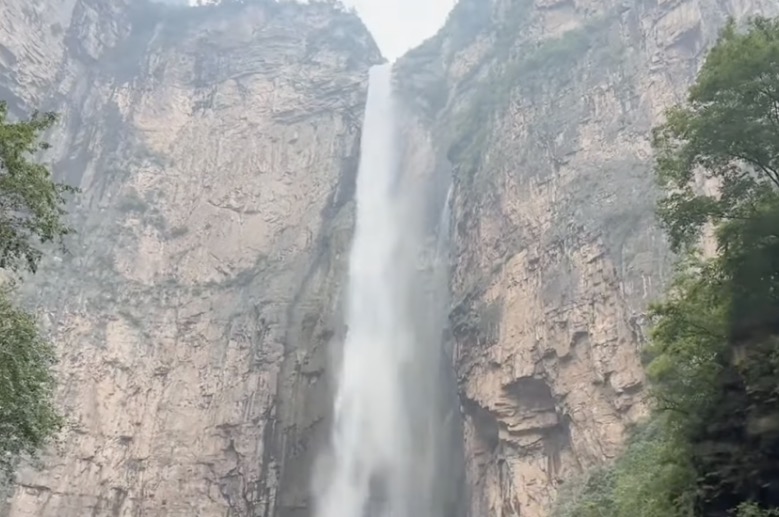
{"left": 0, "top": 1, "right": 379, "bottom": 515}
{"left": 395, "top": 0, "right": 779, "bottom": 515}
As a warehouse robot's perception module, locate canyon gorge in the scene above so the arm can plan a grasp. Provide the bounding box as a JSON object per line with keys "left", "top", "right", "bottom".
{"left": 1, "top": 0, "right": 778, "bottom": 516}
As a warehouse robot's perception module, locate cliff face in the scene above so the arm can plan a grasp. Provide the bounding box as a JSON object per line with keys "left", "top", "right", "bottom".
{"left": 395, "top": 0, "right": 779, "bottom": 515}
{"left": 0, "top": 1, "right": 379, "bottom": 516}
{"left": 6, "top": 0, "right": 779, "bottom": 515}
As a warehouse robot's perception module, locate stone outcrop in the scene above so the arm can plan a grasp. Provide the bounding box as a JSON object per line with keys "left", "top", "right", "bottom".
{"left": 6, "top": 0, "right": 779, "bottom": 515}
{"left": 0, "top": 1, "right": 379, "bottom": 515}
{"left": 395, "top": 0, "right": 779, "bottom": 515}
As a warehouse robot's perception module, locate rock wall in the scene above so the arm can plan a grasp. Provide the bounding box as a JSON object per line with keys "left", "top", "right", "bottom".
{"left": 0, "top": 1, "right": 380, "bottom": 516}
{"left": 7, "top": 0, "right": 779, "bottom": 515}
{"left": 395, "top": 0, "right": 779, "bottom": 515}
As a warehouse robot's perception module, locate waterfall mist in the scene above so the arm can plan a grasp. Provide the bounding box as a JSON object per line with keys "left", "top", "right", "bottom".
{"left": 312, "top": 63, "right": 466, "bottom": 517}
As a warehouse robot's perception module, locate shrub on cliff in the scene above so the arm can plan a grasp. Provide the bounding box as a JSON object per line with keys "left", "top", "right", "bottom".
{"left": 0, "top": 290, "right": 61, "bottom": 477}
{"left": 0, "top": 102, "right": 75, "bottom": 273}
{"left": 0, "top": 100, "right": 75, "bottom": 479}
{"left": 553, "top": 16, "right": 779, "bottom": 517}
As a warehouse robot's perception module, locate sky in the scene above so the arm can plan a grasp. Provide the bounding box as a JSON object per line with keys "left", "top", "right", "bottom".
{"left": 341, "top": 0, "right": 456, "bottom": 60}
{"left": 175, "top": 0, "right": 456, "bottom": 61}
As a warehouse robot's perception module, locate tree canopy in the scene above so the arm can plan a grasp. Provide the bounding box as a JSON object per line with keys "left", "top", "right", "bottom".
{"left": 0, "top": 101, "right": 74, "bottom": 481}
{"left": 653, "top": 17, "right": 779, "bottom": 252}
{"left": 0, "top": 101, "right": 75, "bottom": 274}
{"left": 554, "top": 16, "right": 779, "bottom": 517}
{"left": 0, "top": 292, "right": 62, "bottom": 477}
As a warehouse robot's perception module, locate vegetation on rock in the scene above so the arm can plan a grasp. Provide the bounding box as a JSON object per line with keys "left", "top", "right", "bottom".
{"left": 553, "top": 16, "right": 779, "bottom": 517}
{"left": 0, "top": 101, "right": 74, "bottom": 480}
{"left": 0, "top": 291, "right": 62, "bottom": 479}
{"left": 447, "top": 9, "right": 618, "bottom": 185}
{"left": 0, "top": 102, "right": 75, "bottom": 274}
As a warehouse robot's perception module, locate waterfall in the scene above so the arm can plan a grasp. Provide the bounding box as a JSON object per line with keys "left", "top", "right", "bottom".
{"left": 313, "top": 63, "right": 465, "bottom": 517}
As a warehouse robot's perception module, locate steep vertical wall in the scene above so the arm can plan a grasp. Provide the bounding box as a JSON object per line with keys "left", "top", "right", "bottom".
{"left": 0, "top": 1, "right": 380, "bottom": 515}
{"left": 395, "top": 0, "right": 779, "bottom": 515}
{"left": 8, "top": 0, "right": 779, "bottom": 515}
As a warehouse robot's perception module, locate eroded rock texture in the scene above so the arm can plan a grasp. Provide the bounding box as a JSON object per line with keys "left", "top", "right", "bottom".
{"left": 395, "top": 0, "right": 779, "bottom": 515}
{"left": 0, "top": 1, "right": 379, "bottom": 515}
{"left": 7, "top": 0, "right": 779, "bottom": 515}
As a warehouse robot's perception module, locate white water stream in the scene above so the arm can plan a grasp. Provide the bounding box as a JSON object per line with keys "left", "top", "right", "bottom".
{"left": 313, "top": 63, "right": 462, "bottom": 517}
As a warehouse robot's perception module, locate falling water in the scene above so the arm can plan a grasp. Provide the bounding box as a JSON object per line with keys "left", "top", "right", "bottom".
{"left": 313, "top": 63, "right": 465, "bottom": 517}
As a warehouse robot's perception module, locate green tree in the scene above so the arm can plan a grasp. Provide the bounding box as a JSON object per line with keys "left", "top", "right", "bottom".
{"left": 552, "top": 419, "right": 696, "bottom": 517}
{"left": 0, "top": 292, "right": 62, "bottom": 477}
{"left": 652, "top": 16, "right": 779, "bottom": 252}
{"left": 0, "top": 100, "right": 75, "bottom": 480}
{"left": 0, "top": 101, "right": 76, "bottom": 274}
{"left": 554, "top": 16, "right": 779, "bottom": 517}
{"left": 650, "top": 19, "right": 779, "bottom": 510}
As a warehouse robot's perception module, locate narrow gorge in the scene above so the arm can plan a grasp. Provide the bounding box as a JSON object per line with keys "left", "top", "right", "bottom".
{"left": 1, "top": 0, "right": 778, "bottom": 516}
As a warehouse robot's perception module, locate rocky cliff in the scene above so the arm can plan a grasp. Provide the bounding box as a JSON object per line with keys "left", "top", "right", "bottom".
{"left": 6, "top": 0, "right": 779, "bottom": 516}
{"left": 0, "top": 1, "right": 380, "bottom": 516}
{"left": 394, "top": 0, "right": 779, "bottom": 515}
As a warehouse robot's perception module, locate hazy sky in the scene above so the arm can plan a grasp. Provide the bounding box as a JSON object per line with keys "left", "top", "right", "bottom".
{"left": 342, "top": 0, "right": 456, "bottom": 60}
{"left": 177, "top": 0, "right": 455, "bottom": 61}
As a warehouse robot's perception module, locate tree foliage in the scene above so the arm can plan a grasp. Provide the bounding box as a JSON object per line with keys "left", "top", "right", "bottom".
{"left": 553, "top": 419, "right": 695, "bottom": 517}
{"left": 0, "top": 101, "right": 73, "bottom": 480}
{"left": 554, "top": 16, "right": 779, "bottom": 517}
{"left": 653, "top": 17, "right": 779, "bottom": 252}
{"left": 0, "top": 101, "right": 75, "bottom": 274}
{"left": 0, "top": 290, "right": 61, "bottom": 477}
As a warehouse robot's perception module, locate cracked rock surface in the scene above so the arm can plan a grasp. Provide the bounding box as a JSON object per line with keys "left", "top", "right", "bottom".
{"left": 7, "top": 0, "right": 779, "bottom": 515}
{"left": 0, "top": 1, "right": 379, "bottom": 516}
{"left": 394, "top": 0, "right": 779, "bottom": 515}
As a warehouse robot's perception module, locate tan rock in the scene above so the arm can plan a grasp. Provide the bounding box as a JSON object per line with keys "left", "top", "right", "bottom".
{"left": 0, "top": 1, "right": 379, "bottom": 515}
{"left": 396, "top": 0, "right": 779, "bottom": 515}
